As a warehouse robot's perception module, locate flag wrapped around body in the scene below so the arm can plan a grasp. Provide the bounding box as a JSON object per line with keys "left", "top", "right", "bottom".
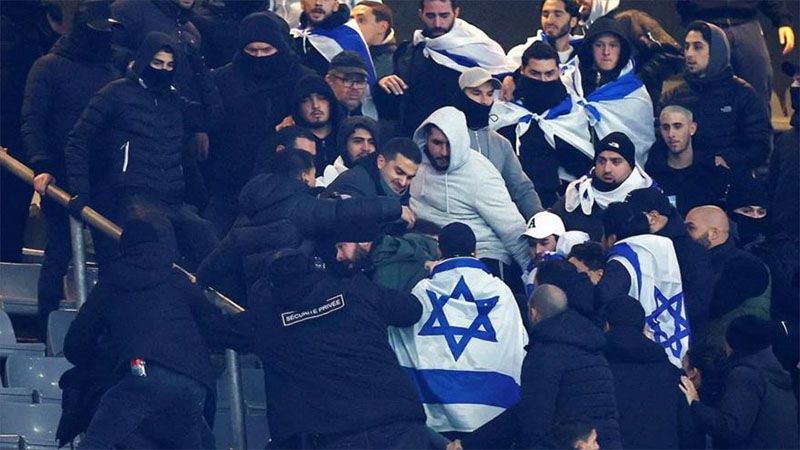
{"left": 608, "top": 234, "right": 690, "bottom": 367}
{"left": 561, "top": 59, "right": 655, "bottom": 167}
{"left": 389, "top": 257, "right": 528, "bottom": 432}
{"left": 412, "top": 19, "right": 518, "bottom": 75}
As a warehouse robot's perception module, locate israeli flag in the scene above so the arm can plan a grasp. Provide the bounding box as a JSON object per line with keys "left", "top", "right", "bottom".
{"left": 412, "top": 19, "right": 518, "bottom": 76}
{"left": 561, "top": 58, "right": 655, "bottom": 167}
{"left": 507, "top": 30, "right": 584, "bottom": 66}
{"left": 608, "top": 234, "right": 690, "bottom": 368}
{"left": 389, "top": 257, "right": 528, "bottom": 432}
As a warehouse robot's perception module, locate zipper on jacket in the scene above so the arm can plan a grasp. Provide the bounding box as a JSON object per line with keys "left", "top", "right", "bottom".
{"left": 121, "top": 141, "right": 130, "bottom": 173}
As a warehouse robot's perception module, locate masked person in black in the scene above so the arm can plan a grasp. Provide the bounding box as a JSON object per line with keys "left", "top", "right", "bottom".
{"left": 64, "top": 31, "right": 223, "bottom": 271}
{"left": 203, "top": 12, "right": 314, "bottom": 237}
{"left": 21, "top": 0, "right": 121, "bottom": 338}
{"left": 725, "top": 174, "right": 770, "bottom": 251}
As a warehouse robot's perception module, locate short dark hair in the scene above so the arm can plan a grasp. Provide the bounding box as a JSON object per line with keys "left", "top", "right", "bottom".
{"left": 686, "top": 20, "right": 713, "bottom": 46}
{"left": 602, "top": 202, "right": 650, "bottom": 241}
{"left": 539, "top": 0, "right": 579, "bottom": 18}
{"left": 521, "top": 41, "right": 559, "bottom": 67}
{"left": 546, "top": 419, "right": 596, "bottom": 449}
{"left": 380, "top": 137, "right": 422, "bottom": 164}
{"left": 419, "top": 0, "right": 460, "bottom": 11}
{"left": 269, "top": 148, "right": 315, "bottom": 180}
{"left": 568, "top": 242, "right": 606, "bottom": 271}
{"left": 358, "top": 1, "right": 394, "bottom": 33}
{"left": 274, "top": 126, "right": 316, "bottom": 151}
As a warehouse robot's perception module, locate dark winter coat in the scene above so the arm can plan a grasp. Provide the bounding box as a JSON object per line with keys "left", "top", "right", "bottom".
{"left": 21, "top": 35, "right": 120, "bottom": 179}
{"left": 222, "top": 269, "right": 426, "bottom": 443}
{"left": 691, "top": 348, "right": 799, "bottom": 449}
{"left": 374, "top": 40, "right": 463, "bottom": 137}
{"left": 189, "top": 1, "right": 271, "bottom": 69}
{"left": 465, "top": 309, "right": 621, "bottom": 449}
{"left": 645, "top": 141, "right": 728, "bottom": 217}
{"left": 676, "top": 0, "right": 793, "bottom": 28}
{"left": 294, "top": 5, "right": 351, "bottom": 77}
{"left": 605, "top": 326, "right": 692, "bottom": 449}
{"left": 63, "top": 241, "right": 224, "bottom": 390}
{"left": 196, "top": 173, "right": 403, "bottom": 304}
{"left": 64, "top": 33, "right": 223, "bottom": 202}
{"left": 550, "top": 194, "right": 605, "bottom": 242}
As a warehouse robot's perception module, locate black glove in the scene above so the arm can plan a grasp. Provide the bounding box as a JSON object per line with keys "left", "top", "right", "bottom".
{"left": 67, "top": 195, "right": 87, "bottom": 220}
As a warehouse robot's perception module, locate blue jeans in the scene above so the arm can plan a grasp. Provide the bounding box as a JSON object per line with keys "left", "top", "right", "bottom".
{"left": 78, "top": 363, "right": 210, "bottom": 449}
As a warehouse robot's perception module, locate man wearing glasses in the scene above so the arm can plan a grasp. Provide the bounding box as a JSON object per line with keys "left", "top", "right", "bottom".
{"left": 325, "top": 51, "right": 371, "bottom": 116}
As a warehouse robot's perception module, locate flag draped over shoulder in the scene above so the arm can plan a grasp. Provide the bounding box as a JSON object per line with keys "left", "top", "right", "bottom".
{"left": 561, "top": 59, "right": 655, "bottom": 167}
{"left": 389, "top": 257, "right": 528, "bottom": 433}
{"left": 608, "top": 234, "right": 690, "bottom": 367}
{"left": 412, "top": 19, "right": 518, "bottom": 75}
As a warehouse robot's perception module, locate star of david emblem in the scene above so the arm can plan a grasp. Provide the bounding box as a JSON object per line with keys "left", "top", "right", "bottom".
{"left": 418, "top": 276, "right": 499, "bottom": 361}
{"left": 646, "top": 288, "right": 691, "bottom": 358}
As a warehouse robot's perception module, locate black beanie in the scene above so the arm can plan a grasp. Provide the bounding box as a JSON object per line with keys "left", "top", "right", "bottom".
{"left": 439, "top": 222, "right": 476, "bottom": 259}
{"left": 596, "top": 131, "right": 636, "bottom": 169}
{"left": 726, "top": 315, "right": 772, "bottom": 354}
{"left": 626, "top": 187, "right": 674, "bottom": 216}
{"left": 120, "top": 219, "right": 160, "bottom": 253}
{"left": 238, "top": 12, "right": 288, "bottom": 53}
{"left": 607, "top": 296, "right": 646, "bottom": 329}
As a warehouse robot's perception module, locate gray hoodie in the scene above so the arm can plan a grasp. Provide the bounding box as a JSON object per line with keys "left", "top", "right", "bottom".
{"left": 410, "top": 107, "right": 529, "bottom": 268}
{"left": 467, "top": 127, "right": 543, "bottom": 220}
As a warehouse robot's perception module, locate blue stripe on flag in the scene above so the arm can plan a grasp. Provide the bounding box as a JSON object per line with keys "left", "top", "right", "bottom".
{"left": 608, "top": 242, "right": 642, "bottom": 299}
{"left": 312, "top": 24, "right": 377, "bottom": 85}
{"left": 586, "top": 70, "right": 644, "bottom": 103}
{"left": 544, "top": 96, "right": 573, "bottom": 120}
{"left": 404, "top": 368, "right": 521, "bottom": 408}
{"left": 430, "top": 257, "right": 492, "bottom": 277}
{"left": 432, "top": 49, "right": 480, "bottom": 69}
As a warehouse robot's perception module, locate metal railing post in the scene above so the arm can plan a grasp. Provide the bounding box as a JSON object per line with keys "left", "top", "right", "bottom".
{"left": 225, "top": 350, "right": 247, "bottom": 450}
{"left": 68, "top": 217, "right": 88, "bottom": 308}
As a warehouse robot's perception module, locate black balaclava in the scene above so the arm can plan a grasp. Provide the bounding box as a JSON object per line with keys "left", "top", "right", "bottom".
{"left": 233, "top": 12, "right": 294, "bottom": 80}
{"left": 132, "top": 32, "right": 178, "bottom": 92}
{"left": 453, "top": 90, "right": 491, "bottom": 129}
{"left": 58, "top": 0, "right": 112, "bottom": 62}
{"left": 726, "top": 174, "right": 768, "bottom": 246}
{"left": 516, "top": 76, "right": 568, "bottom": 114}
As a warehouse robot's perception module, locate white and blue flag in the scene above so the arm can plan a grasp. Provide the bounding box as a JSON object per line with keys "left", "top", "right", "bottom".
{"left": 561, "top": 59, "right": 655, "bottom": 167}
{"left": 608, "top": 234, "right": 690, "bottom": 368}
{"left": 411, "top": 19, "right": 518, "bottom": 76}
{"left": 389, "top": 257, "right": 528, "bottom": 432}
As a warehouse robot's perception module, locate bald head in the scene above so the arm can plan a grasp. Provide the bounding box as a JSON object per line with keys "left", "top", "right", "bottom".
{"left": 685, "top": 205, "right": 730, "bottom": 249}
{"left": 529, "top": 284, "right": 569, "bottom": 325}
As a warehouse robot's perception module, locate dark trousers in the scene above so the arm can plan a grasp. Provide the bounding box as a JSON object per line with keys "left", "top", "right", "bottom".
{"left": 37, "top": 197, "right": 72, "bottom": 337}
{"left": 274, "top": 421, "right": 430, "bottom": 450}
{"left": 78, "top": 363, "right": 210, "bottom": 450}
{"left": 92, "top": 190, "right": 218, "bottom": 271}
{"left": 724, "top": 20, "right": 773, "bottom": 113}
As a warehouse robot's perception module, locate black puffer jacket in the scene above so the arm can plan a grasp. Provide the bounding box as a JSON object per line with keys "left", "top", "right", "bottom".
{"left": 197, "top": 173, "right": 403, "bottom": 304}
{"left": 605, "top": 326, "right": 692, "bottom": 449}
{"left": 21, "top": 33, "right": 120, "bottom": 179}
{"left": 64, "top": 32, "right": 223, "bottom": 202}
{"left": 63, "top": 241, "right": 225, "bottom": 390}
{"left": 660, "top": 24, "right": 770, "bottom": 172}
{"left": 691, "top": 348, "right": 799, "bottom": 449}
{"left": 294, "top": 4, "right": 351, "bottom": 77}
{"left": 466, "top": 309, "right": 621, "bottom": 449}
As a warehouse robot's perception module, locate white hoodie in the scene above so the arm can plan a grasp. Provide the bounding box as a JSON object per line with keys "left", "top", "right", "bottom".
{"left": 410, "top": 107, "right": 529, "bottom": 268}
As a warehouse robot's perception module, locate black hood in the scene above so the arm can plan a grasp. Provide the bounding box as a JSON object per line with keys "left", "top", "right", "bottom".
{"left": 579, "top": 16, "right": 633, "bottom": 90}
{"left": 299, "top": 3, "right": 350, "bottom": 30}
{"left": 336, "top": 116, "right": 380, "bottom": 167}
{"left": 238, "top": 173, "right": 309, "bottom": 219}
{"left": 727, "top": 347, "right": 794, "bottom": 391}
{"left": 687, "top": 22, "right": 734, "bottom": 85}
{"left": 130, "top": 31, "right": 178, "bottom": 78}
{"left": 106, "top": 242, "right": 175, "bottom": 291}
{"left": 605, "top": 326, "right": 669, "bottom": 364}
{"left": 531, "top": 309, "right": 606, "bottom": 352}
{"left": 51, "top": 15, "right": 113, "bottom": 63}
{"left": 152, "top": 0, "right": 192, "bottom": 22}
{"left": 291, "top": 75, "right": 343, "bottom": 129}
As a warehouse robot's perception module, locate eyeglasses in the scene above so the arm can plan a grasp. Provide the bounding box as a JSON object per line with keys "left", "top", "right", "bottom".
{"left": 332, "top": 74, "right": 368, "bottom": 88}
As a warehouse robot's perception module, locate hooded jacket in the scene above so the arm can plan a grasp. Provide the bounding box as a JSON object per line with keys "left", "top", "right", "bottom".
{"left": 64, "top": 31, "right": 223, "bottom": 202}
{"left": 293, "top": 4, "right": 352, "bottom": 77}
{"left": 208, "top": 13, "right": 314, "bottom": 194}
{"left": 291, "top": 75, "right": 345, "bottom": 171}
{"left": 22, "top": 26, "right": 120, "bottom": 178}
{"left": 578, "top": 17, "right": 634, "bottom": 96}
{"left": 197, "top": 173, "right": 403, "bottom": 304}
{"left": 63, "top": 240, "right": 224, "bottom": 390}
{"left": 369, "top": 233, "right": 438, "bottom": 294}
{"left": 410, "top": 107, "right": 529, "bottom": 268}
{"left": 691, "top": 348, "right": 799, "bottom": 449}
{"left": 660, "top": 22, "right": 770, "bottom": 172}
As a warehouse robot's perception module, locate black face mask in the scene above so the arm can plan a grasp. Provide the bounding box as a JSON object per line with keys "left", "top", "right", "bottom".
{"left": 455, "top": 92, "right": 491, "bottom": 129}
{"left": 73, "top": 22, "right": 112, "bottom": 52}
{"left": 235, "top": 51, "right": 290, "bottom": 80}
{"left": 516, "top": 76, "right": 567, "bottom": 115}
{"left": 733, "top": 214, "right": 766, "bottom": 246}
{"left": 140, "top": 66, "right": 174, "bottom": 92}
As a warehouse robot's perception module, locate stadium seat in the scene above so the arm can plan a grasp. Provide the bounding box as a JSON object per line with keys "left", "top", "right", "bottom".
{"left": 216, "top": 368, "right": 266, "bottom": 413}
{"left": 0, "top": 263, "right": 42, "bottom": 316}
{"left": 4, "top": 355, "right": 72, "bottom": 398}
{"left": 46, "top": 310, "right": 77, "bottom": 357}
{"left": 0, "top": 401, "right": 62, "bottom": 448}
{"left": 0, "top": 310, "right": 46, "bottom": 361}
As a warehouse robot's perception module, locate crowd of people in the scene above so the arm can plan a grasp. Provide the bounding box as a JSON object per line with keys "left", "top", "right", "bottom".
{"left": 2, "top": 0, "right": 799, "bottom": 448}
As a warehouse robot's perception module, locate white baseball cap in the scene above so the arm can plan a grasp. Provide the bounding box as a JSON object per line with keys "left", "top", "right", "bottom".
{"left": 523, "top": 211, "right": 566, "bottom": 240}
{"left": 458, "top": 67, "right": 502, "bottom": 91}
